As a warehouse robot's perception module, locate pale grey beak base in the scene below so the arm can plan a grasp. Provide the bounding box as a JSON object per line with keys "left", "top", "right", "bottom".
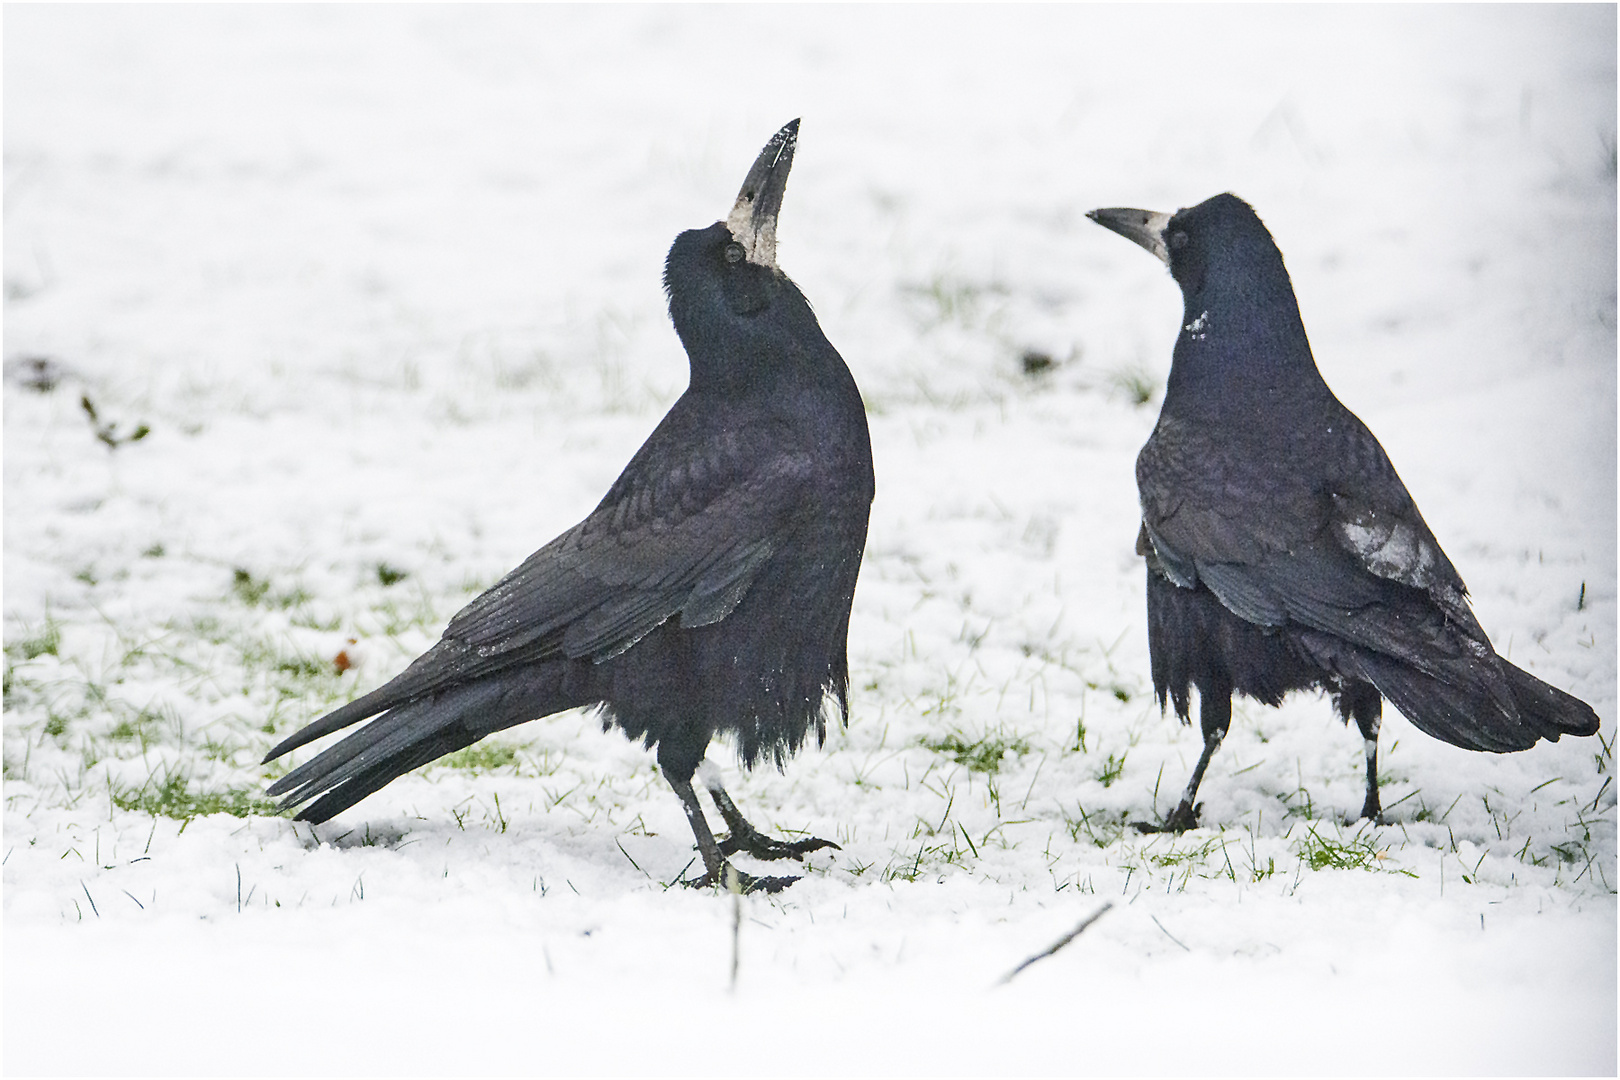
{"left": 726, "top": 119, "right": 799, "bottom": 268}
{"left": 1087, "top": 207, "right": 1174, "bottom": 266}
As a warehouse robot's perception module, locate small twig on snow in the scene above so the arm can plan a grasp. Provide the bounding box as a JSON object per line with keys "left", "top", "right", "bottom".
{"left": 727, "top": 866, "right": 744, "bottom": 992}
{"left": 996, "top": 901, "right": 1112, "bottom": 986}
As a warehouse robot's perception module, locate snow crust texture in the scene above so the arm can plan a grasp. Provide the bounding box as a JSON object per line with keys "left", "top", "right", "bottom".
{"left": 5, "top": 7, "right": 1615, "bottom": 1075}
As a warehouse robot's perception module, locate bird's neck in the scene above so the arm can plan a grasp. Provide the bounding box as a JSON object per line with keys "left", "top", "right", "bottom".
{"left": 1161, "top": 288, "right": 1328, "bottom": 419}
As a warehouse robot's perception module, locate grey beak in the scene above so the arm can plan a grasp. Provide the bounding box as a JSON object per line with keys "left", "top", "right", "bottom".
{"left": 726, "top": 119, "right": 799, "bottom": 268}
{"left": 1087, "top": 207, "right": 1174, "bottom": 266}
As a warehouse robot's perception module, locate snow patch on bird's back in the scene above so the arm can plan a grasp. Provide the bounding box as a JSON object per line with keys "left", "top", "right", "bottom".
{"left": 1335, "top": 514, "right": 1435, "bottom": 585}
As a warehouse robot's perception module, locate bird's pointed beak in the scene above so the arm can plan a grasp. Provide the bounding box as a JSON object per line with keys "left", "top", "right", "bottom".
{"left": 726, "top": 119, "right": 798, "bottom": 269}
{"left": 1087, "top": 207, "right": 1174, "bottom": 267}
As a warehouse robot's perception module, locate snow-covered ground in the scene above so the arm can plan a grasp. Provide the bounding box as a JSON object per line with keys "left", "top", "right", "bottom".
{"left": 4, "top": 6, "right": 1615, "bottom": 1075}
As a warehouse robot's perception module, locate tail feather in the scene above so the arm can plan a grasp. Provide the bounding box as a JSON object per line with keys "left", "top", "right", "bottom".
{"left": 267, "top": 694, "right": 464, "bottom": 805}
{"left": 266, "top": 665, "right": 586, "bottom": 823}
{"left": 260, "top": 638, "right": 494, "bottom": 764}
{"left": 261, "top": 683, "right": 412, "bottom": 765}
{"left": 1350, "top": 649, "right": 1598, "bottom": 754}
{"left": 296, "top": 726, "right": 485, "bottom": 824}
{"left": 1500, "top": 660, "right": 1601, "bottom": 740}
{"left": 1354, "top": 652, "right": 1536, "bottom": 752}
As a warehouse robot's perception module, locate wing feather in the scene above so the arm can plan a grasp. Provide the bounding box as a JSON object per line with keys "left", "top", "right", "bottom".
{"left": 1138, "top": 406, "right": 1491, "bottom": 677}
{"left": 450, "top": 439, "right": 812, "bottom": 664}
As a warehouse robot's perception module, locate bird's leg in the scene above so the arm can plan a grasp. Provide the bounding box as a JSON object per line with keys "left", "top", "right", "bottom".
{"left": 1346, "top": 687, "right": 1384, "bottom": 823}
{"left": 666, "top": 772, "right": 798, "bottom": 894}
{"left": 1139, "top": 730, "right": 1222, "bottom": 833}
{"left": 1136, "top": 686, "right": 1231, "bottom": 833}
{"left": 697, "top": 759, "right": 840, "bottom": 861}
{"left": 1358, "top": 736, "right": 1381, "bottom": 822}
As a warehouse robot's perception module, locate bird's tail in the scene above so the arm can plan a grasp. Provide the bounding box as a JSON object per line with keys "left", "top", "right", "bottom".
{"left": 265, "top": 668, "right": 582, "bottom": 824}
{"left": 1499, "top": 659, "right": 1601, "bottom": 740}
{"left": 1353, "top": 649, "right": 1598, "bottom": 754}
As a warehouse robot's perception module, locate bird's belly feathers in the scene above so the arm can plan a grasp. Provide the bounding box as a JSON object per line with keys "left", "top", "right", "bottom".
{"left": 595, "top": 504, "right": 867, "bottom": 768}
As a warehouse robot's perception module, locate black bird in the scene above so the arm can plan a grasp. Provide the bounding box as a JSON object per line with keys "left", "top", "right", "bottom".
{"left": 263, "top": 120, "right": 875, "bottom": 892}
{"left": 1087, "top": 193, "right": 1600, "bottom": 831}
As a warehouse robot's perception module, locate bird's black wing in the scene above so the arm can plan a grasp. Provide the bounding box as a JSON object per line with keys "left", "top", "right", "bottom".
{"left": 263, "top": 417, "right": 815, "bottom": 761}
{"left": 448, "top": 424, "right": 812, "bottom": 665}
{"left": 1136, "top": 411, "right": 1305, "bottom": 605}
{"left": 1137, "top": 410, "right": 1491, "bottom": 675}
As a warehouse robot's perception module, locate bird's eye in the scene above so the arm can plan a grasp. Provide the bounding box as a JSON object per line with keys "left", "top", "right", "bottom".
{"left": 1169, "top": 231, "right": 1189, "bottom": 251}
{"left": 724, "top": 243, "right": 746, "bottom": 265}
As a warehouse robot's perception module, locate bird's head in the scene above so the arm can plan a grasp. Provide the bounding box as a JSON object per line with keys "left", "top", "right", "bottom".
{"left": 1086, "top": 193, "right": 1291, "bottom": 311}
{"left": 663, "top": 120, "right": 809, "bottom": 354}
{"left": 1086, "top": 192, "right": 1314, "bottom": 396}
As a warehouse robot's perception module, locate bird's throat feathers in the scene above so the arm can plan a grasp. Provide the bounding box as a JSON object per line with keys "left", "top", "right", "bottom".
{"left": 1164, "top": 273, "right": 1324, "bottom": 413}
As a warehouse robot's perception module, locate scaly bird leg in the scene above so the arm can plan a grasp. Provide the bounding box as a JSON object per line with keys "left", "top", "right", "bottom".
{"left": 698, "top": 759, "right": 840, "bottom": 861}
{"left": 1359, "top": 736, "right": 1382, "bottom": 823}
{"left": 1135, "top": 729, "right": 1222, "bottom": 833}
{"left": 666, "top": 772, "right": 798, "bottom": 894}
{"left": 1135, "top": 686, "right": 1232, "bottom": 833}
{"left": 1346, "top": 687, "right": 1384, "bottom": 824}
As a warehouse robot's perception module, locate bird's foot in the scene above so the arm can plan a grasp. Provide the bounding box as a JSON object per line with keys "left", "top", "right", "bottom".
{"left": 680, "top": 862, "right": 799, "bottom": 895}
{"left": 717, "top": 825, "right": 840, "bottom": 862}
{"left": 702, "top": 777, "right": 840, "bottom": 861}
{"left": 1354, "top": 800, "right": 1384, "bottom": 826}
{"left": 1132, "top": 801, "right": 1201, "bottom": 834}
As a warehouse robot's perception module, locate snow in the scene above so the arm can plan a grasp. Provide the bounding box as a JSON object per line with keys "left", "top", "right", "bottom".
{"left": 4, "top": 6, "right": 1614, "bottom": 1076}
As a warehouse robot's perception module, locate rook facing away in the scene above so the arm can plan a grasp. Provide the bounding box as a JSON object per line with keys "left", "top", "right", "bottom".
{"left": 263, "top": 120, "right": 875, "bottom": 892}
{"left": 1088, "top": 193, "right": 1600, "bottom": 831}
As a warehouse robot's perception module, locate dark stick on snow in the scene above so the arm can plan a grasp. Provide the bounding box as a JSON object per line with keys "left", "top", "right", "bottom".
{"left": 996, "top": 901, "right": 1113, "bottom": 986}
{"left": 728, "top": 867, "right": 743, "bottom": 992}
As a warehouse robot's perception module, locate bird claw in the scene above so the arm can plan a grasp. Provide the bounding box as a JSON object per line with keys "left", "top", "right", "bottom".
{"left": 1132, "top": 801, "right": 1201, "bottom": 834}
{"left": 680, "top": 865, "right": 799, "bottom": 894}
{"left": 716, "top": 831, "right": 840, "bottom": 862}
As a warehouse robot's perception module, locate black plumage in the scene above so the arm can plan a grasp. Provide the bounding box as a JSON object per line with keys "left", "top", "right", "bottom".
{"left": 263, "top": 120, "right": 875, "bottom": 892}
{"left": 1087, "top": 193, "right": 1600, "bottom": 831}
